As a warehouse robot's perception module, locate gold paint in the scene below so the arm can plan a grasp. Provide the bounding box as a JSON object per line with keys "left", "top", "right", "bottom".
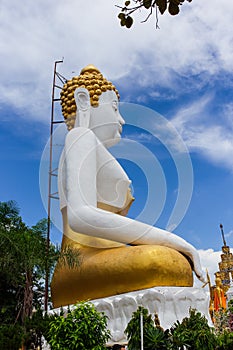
{"left": 101, "top": 87, "right": 106, "bottom": 92}
{"left": 80, "top": 64, "right": 101, "bottom": 75}
{"left": 60, "top": 64, "right": 120, "bottom": 130}
{"left": 209, "top": 240, "right": 233, "bottom": 314}
{"left": 67, "top": 81, "right": 73, "bottom": 87}
{"left": 213, "top": 275, "right": 227, "bottom": 311}
{"left": 96, "top": 89, "right": 102, "bottom": 95}
{"left": 51, "top": 235, "right": 193, "bottom": 308}
{"left": 92, "top": 94, "right": 99, "bottom": 101}
{"left": 51, "top": 189, "right": 193, "bottom": 307}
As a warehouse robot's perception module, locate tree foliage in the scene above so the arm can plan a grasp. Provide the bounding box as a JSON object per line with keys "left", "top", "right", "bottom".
{"left": 125, "top": 306, "right": 171, "bottom": 349}
{"left": 46, "top": 302, "right": 111, "bottom": 350}
{"left": 170, "top": 308, "right": 216, "bottom": 350}
{"left": 124, "top": 306, "right": 233, "bottom": 350}
{"left": 0, "top": 201, "right": 54, "bottom": 324}
{"left": 0, "top": 323, "right": 24, "bottom": 350}
{"left": 0, "top": 200, "right": 81, "bottom": 349}
{"left": 117, "top": 0, "right": 193, "bottom": 28}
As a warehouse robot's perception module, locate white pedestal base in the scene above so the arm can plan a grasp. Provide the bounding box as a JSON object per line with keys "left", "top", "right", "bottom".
{"left": 92, "top": 286, "right": 211, "bottom": 344}
{"left": 48, "top": 286, "right": 211, "bottom": 346}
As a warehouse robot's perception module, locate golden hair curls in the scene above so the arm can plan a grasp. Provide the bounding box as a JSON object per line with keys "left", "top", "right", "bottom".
{"left": 60, "top": 64, "right": 120, "bottom": 130}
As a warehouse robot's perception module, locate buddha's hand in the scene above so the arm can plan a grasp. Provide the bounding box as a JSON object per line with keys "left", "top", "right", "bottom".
{"left": 131, "top": 226, "right": 206, "bottom": 283}
{"left": 195, "top": 265, "right": 206, "bottom": 283}
{"left": 185, "top": 247, "right": 206, "bottom": 283}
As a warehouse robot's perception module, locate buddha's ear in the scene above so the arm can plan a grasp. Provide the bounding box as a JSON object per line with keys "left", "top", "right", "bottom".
{"left": 74, "top": 87, "right": 91, "bottom": 128}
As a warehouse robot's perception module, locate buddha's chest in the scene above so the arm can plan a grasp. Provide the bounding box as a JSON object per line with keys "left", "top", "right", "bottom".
{"left": 96, "top": 146, "right": 131, "bottom": 208}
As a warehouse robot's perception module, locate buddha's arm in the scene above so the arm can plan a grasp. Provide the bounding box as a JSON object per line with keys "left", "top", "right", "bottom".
{"left": 64, "top": 127, "right": 204, "bottom": 282}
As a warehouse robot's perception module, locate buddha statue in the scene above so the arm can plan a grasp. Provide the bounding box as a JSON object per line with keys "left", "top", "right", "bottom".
{"left": 213, "top": 274, "right": 227, "bottom": 311}
{"left": 51, "top": 65, "right": 204, "bottom": 308}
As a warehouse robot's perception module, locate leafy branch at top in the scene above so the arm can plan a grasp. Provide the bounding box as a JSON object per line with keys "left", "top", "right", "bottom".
{"left": 117, "top": 0, "right": 192, "bottom": 28}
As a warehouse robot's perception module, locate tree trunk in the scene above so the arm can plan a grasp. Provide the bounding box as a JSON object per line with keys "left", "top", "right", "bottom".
{"left": 22, "top": 270, "right": 33, "bottom": 323}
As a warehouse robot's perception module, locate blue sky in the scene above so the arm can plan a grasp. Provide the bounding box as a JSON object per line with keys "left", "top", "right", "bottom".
{"left": 0, "top": 0, "right": 233, "bottom": 284}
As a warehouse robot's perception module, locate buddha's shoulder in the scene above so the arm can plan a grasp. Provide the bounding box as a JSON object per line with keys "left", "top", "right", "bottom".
{"left": 65, "top": 127, "right": 97, "bottom": 144}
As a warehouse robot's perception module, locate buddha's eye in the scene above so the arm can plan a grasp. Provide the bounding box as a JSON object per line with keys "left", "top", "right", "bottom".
{"left": 112, "top": 101, "right": 118, "bottom": 112}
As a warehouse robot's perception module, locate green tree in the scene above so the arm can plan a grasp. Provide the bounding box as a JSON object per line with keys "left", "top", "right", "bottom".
{"left": 125, "top": 306, "right": 171, "bottom": 350}
{"left": 0, "top": 200, "right": 81, "bottom": 349}
{"left": 0, "top": 201, "right": 54, "bottom": 324}
{"left": 47, "top": 301, "right": 111, "bottom": 350}
{"left": 0, "top": 324, "right": 24, "bottom": 350}
{"left": 0, "top": 200, "right": 27, "bottom": 324}
{"left": 170, "top": 308, "right": 216, "bottom": 350}
{"left": 117, "top": 0, "right": 193, "bottom": 28}
{"left": 125, "top": 306, "right": 154, "bottom": 349}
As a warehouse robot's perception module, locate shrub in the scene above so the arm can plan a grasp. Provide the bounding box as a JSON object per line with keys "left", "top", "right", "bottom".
{"left": 0, "top": 324, "right": 24, "bottom": 350}
{"left": 125, "top": 306, "right": 171, "bottom": 350}
{"left": 216, "top": 331, "right": 233, "bottom": 350}
{"left": 47, "top": 301, "right": 111, "bottom": 350}
{"left": 170, "top": 308, "right": 216, "bottom": 350}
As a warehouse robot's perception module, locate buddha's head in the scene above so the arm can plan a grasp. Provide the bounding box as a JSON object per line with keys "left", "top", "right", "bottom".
{"left": 215, "top": 272, "right": 223, "bottom": 288}
{"left": 61, "top": 65, "right": 120, "bottom": 130}
{"left": 60, "top": 65, "right": 124, "bottom": 147}
{"left": 216, "top": 277, "right": 223, "bottom": 288}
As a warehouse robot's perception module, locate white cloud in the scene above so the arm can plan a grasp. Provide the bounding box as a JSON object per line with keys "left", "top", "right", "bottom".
{"left": 123, "top": 132, "right": 154, "bottom": 143}
{"left": 198, "top": 249, "right": 221, "bottom": 283}
{"left": 0, "top": 0, "right": 233, "bottom": 123}
{"left": 223, "top": 103, "right": 233, "bottom": 127}
{"left": 225, "top": 230, "right": 233, "bottom": 240}
{"left": 170, "top": 95, "right": 233, "bottom": 171}
{"left": 194, "top": 248, "right": 233, "bottom": 288}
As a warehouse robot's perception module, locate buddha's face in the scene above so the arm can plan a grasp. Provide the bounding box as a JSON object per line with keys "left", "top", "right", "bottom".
{"left": 89, "top": 90, "right": 125, "bottom": 148}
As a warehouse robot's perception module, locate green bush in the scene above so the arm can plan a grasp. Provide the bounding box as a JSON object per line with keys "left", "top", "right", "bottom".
{"left": 125, "top": 306, "right": 171, "bottom": 350}
{"left": 170, "top": 308, "right": 216, "bottom": 350}
{"left": 0, "top": 324, "right": 24, "bottom": 350}
{"left": 144, "top": 326, "right": 171, "bottom": 349}
{"left": 125, "top": 307, "right": 221, "bottom": 350}
{"left": 216, "top": 330, "right": 233, "bottom": 349}
{"left": 47, "top": 301, "right": 111, "bottom": 350}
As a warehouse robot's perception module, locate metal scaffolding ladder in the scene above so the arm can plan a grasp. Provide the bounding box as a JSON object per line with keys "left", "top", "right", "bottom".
{"left": 45, "top": 60, "right": 67, "bottom": 311}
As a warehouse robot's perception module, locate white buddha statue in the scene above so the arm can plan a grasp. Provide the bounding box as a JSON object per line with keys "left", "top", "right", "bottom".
{"left": 51, "top": 65, "right": 204, "bottom": 307}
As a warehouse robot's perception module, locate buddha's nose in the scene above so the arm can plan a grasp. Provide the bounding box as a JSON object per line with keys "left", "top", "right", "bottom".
{"left": 119, "top": 114, "right": 125, "bottom": 125}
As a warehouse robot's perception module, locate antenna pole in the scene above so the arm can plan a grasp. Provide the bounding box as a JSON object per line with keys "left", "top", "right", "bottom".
{"left": 220, "top": 223, "right": 227, "bottom": 247}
